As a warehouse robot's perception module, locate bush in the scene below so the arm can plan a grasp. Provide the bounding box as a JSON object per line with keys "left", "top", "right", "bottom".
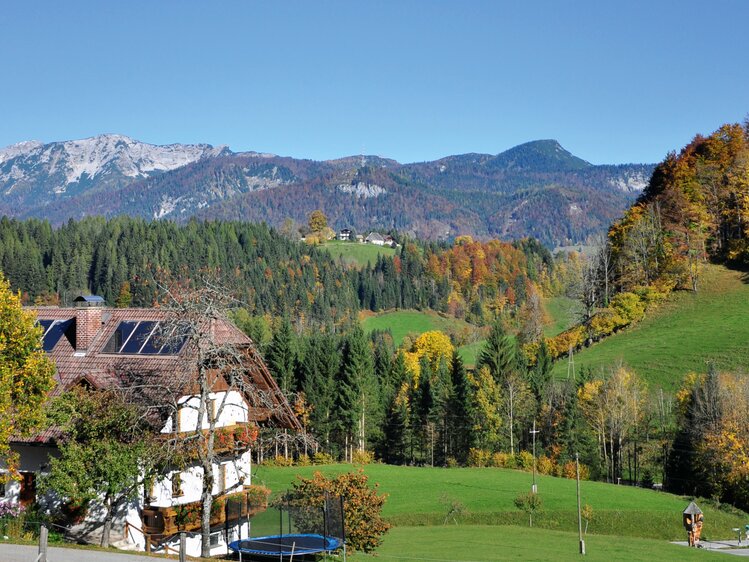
{"left": 312, "top": 451, "right": 336, "bottom": 465}
{"left": 286, "top": 470, "right": 390, "bottom": 553}
{"left": 467, "top": 448, "right": 491, "bottom": 467}
{"left": 514, "top": 491, "right": 543, "bottom": 526}
{"left": 352, "top": 449, "right": 375, "bottom": 465}
{"left": 516, "top": 450, "right": 534, "bottom": 471}
{"left": 537, "top": 455, "right": 555, "bottom": 475}
{"left": 491, "top": 452, "right": 515, "bottom": 468}
{"left": 296, "top": 455, "right": 312, "bottom": 466}
{"left": 446, "top": 457, "right": 459, "bottom": 468}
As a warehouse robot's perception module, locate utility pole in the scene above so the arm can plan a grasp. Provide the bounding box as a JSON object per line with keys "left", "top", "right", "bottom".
{"left": 576, "top": 453, "right": 586, "bottom": 555}
{"left": 530, "top": 420, "right": 540, "bottom": 493}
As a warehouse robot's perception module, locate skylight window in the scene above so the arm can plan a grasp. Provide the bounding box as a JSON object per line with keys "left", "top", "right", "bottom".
{"left": 103, "top": 321, "right": 186, "bottom": 355}
{"left": 37, "top": 319, "right": 74, "bottom": 352}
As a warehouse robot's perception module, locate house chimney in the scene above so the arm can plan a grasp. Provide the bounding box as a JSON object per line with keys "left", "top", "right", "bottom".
{"left": 73, "top": 295, "right": 105, "bottom": 351}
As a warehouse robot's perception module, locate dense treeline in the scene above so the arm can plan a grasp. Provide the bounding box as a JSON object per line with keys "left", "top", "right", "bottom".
{"left": 0, "top": 216, "right": 549, "bottom": 327}
{"left": 257, "top": 318, "right": 601, "bottom": 478}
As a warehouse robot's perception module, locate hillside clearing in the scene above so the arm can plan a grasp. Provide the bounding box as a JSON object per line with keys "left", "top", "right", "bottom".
{"left": 320, "top": 240, "right": 396, "bottom": 266}
{"left": 551, "top": 265, "right": 749, "bottom": 390}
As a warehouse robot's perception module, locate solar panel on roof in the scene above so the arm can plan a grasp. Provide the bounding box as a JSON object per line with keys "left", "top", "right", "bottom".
{"left": 42, "top": 319, "right": 74, "bottom": 352}
{"left": 38, "top": 319, "right": 55, "bottom": 335}
{"left": 103, "top": 320, "right": 186, "bottom": 356}
{"left": 121, "top": 321, "right": 157, "bottom": 354}
{"left": 103, "top": 321, "right": 138, "bottom": 353}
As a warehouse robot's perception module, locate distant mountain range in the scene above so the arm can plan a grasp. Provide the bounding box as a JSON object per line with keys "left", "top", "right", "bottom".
{"left": 0, "top": 134, "right": 654, "bottom": 246}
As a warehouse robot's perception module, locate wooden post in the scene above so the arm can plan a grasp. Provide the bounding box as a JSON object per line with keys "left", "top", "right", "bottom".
{"left": 38, "top": 524, "right": 48, "bottom": 562}
{"left": 145, "top": 534, "right": 151, "bottom": 552}
{"left": 180, "top": 532, "right": 186, "bottom": 562}
{"left": 576, "top": 453, "right": 585, "bottom": 555}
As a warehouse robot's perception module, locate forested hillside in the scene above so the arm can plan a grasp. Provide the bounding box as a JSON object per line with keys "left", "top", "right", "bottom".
{"left": 538, "top": 120, "right": 749, "bottom": 511}
{"left": 0, "top": 216, "right": 549, "bottom": 327}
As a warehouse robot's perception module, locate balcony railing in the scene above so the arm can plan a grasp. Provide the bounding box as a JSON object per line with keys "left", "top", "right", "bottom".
{"left": 141, "top": 486, "right": 269, "bottom": 538}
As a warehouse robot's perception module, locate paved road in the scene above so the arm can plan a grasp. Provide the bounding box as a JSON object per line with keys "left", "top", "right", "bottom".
{"left": 672, "top": 540, "right": 749, "bottom": 556}
{"left": 0, "top": 544, "right": 168, "bottom": 562}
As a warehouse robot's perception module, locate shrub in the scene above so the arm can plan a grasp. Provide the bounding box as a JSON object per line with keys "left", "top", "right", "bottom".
{"left": 514, "top": 491, "right": 543, "bottom": 527}
{"left": 491, "top": 452, "right": 514, "bottom": 468}
{"left": 537, "top": 455, "right": 555, "bottom": 475}
{"left": 312, "top": 451, "right": 336, "bottom": 465}
{"left": 516, "top": 450, "right": 534, "bottom": 471}
{"left": 245, "top": 485, "right": 271, "bottom": 507}
{"left": 286, "top": 470, "right": 390, "bottom": 553}
{"left": 610, "top": 292, "right": 646, "bottom": 324}
{"left": 467, "top": 448, "right": 491, "bottom": 467}
{"left": 271, "top": 455, "right": 294, "bottom": 467}
{"left": 295, "top": 454, "right": 312, "bottom": 466}
{"left": 446, "top": 457, "right": 459, "bottom": 468}
{"left": 352, "top": 449, "right": 375, "bottom": 465}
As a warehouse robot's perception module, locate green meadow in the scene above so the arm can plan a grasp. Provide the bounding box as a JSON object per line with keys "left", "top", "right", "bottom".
{"left": 550, "top": 265, "right": 749, "bottom": 390}
{"left": 254, "top": 463, "right": 742, "bottom": 561}
{"left": 320, "top": 240, "right": 396, "bottom": 267}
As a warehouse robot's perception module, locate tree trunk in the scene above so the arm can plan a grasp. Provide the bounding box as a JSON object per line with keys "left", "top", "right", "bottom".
{"left": 101, "top": 494, "right": 113, "bottom": 548}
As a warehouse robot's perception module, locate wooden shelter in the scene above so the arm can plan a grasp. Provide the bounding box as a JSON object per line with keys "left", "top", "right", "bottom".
{"left": 683, "top": 502, "right": 704, "bottom": 547}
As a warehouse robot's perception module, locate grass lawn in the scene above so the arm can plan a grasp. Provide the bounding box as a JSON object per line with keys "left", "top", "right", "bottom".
{"left": 551, "top": 265, "right": 749, "bottom": 390}
{"left": 457, "top": 339, "right": 485, "bottom": 368}
{"left": 544, "top": 296, "right": 579, "bottom": 338}
{"left": 361, "top": 310, "right": 479, "bottom": 348}
{"left": 253, "top": 464, "right": 746, "bottom": 541}
{"left": 349, "top": 525, "right": 724, "bottom": 561}
{"left": 320, "top": 240, "right": 396, "bottom": 267}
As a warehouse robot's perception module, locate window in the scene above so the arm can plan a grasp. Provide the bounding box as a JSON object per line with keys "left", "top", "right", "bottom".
{"left": 0, "top": 481, "right": 5, "bottom": 497}
{"left": 209, "top": 532, "right": 222, "bottom": 548}
{"left": 171, "top": 473, "right": 183, "bottom": 498}
{"left": 37, "top": 319, "right": 75, "bottom": 351}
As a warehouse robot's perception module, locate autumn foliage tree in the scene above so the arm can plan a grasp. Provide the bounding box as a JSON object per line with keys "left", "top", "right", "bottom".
{"left": 0, "top": 271, "right": 55, "bottom": 479}
{"left": 285, "top": 470, "right": 390, "bottom": 553}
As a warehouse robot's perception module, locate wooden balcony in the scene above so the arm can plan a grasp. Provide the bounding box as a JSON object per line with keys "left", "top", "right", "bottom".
{"left": 141, "top": 486, "right": 270, "bottom": 539}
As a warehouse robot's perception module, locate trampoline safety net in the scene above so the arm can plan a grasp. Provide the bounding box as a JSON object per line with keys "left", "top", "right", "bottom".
{"left": 229, "top": 491, "right": 344, "bottom": 557}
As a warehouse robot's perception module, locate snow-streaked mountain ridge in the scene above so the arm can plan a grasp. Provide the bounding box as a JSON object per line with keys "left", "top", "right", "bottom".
{"left": 0, "top": 134, "right": 230, "bottom": 194}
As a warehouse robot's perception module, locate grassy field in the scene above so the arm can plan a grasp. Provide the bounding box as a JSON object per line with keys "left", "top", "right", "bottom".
{"left": 361, "top": 310, "right": 479, "bottom": 347}
{"left": 551, "top": 265, "right": 749, "bottom": 390}
{"left": 320, "top": 240, "right": 396, "bottom": 267}
{"left": 544, "top": 296, "right": 579, "bottom": 337}
{"left": 253, "top": 464, "right": 746, "bottom": 541}
{"left": 349, "top": 525, "right": 725, "bottom": 561}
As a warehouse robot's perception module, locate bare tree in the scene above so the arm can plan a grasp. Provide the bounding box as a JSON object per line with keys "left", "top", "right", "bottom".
{"left": 141, "top": 281, "right": 301, "bottom": 557}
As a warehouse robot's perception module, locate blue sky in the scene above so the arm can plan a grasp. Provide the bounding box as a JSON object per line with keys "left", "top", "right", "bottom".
{"left": 2, "top": 1, "right": 747, "bottom": 164}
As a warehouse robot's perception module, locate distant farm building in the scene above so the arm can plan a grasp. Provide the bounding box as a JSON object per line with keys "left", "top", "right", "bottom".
{"left": 338, "top": 228, "right": 351, "bottom": 241}
{"left": 365, "top": 232, "right": 386, "bottom": 246}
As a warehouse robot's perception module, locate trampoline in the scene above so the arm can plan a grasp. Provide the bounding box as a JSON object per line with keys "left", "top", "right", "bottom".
{"left": 229, "top": 534, "right": 341, "bottom": 558}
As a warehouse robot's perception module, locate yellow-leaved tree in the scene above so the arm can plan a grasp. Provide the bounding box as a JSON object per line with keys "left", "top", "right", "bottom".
{"left": 403, "top": 330, "right": 454, "bottom": 381}
{"left": 0, "top": 272, "right": 56, "bottom": 479}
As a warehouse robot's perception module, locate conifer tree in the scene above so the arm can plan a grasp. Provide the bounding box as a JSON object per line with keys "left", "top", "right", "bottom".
{"left": 267, "top": 317, "right": 297, "bottom": 394}
{"left": 338, "top": 326, "right": 376, "bottom": 456}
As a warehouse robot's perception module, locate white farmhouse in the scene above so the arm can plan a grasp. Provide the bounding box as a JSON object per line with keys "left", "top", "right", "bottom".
{"left": 365, "top": 232, "right": 386, "bottom": 246}
{"left": 2, "top": 296, "right": 298, "bottom": 557}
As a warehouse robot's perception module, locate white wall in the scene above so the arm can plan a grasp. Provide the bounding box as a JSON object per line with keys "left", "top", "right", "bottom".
{"left": 163, "top": 390, "right": 248, "bottom": 433}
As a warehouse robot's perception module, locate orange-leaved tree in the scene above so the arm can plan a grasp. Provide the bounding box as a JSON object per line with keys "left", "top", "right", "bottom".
{"left": 284, "top": 470, "right": 390, "bottom": 553}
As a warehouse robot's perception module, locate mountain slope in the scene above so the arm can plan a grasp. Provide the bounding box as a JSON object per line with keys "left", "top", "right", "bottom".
{"left": 551, "top": 264, "right": 749, "bottom": 389}
{"left": 0, "top": 134, "right": 229, "bottom": 217}
{"left": 0, "top": 135, "right": 654, "bottom": 245}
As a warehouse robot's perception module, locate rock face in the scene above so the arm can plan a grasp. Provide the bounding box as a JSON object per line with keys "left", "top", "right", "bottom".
{"left": 0, "top": 135, "right": 654, "bottom": 246}
{"left": 0, "top": 134, "right": 229, "bottom": 212}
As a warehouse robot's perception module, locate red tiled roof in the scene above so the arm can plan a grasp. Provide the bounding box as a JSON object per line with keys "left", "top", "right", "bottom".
{"left": 16, "top": 307, "right": 300, "bottom": 444}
